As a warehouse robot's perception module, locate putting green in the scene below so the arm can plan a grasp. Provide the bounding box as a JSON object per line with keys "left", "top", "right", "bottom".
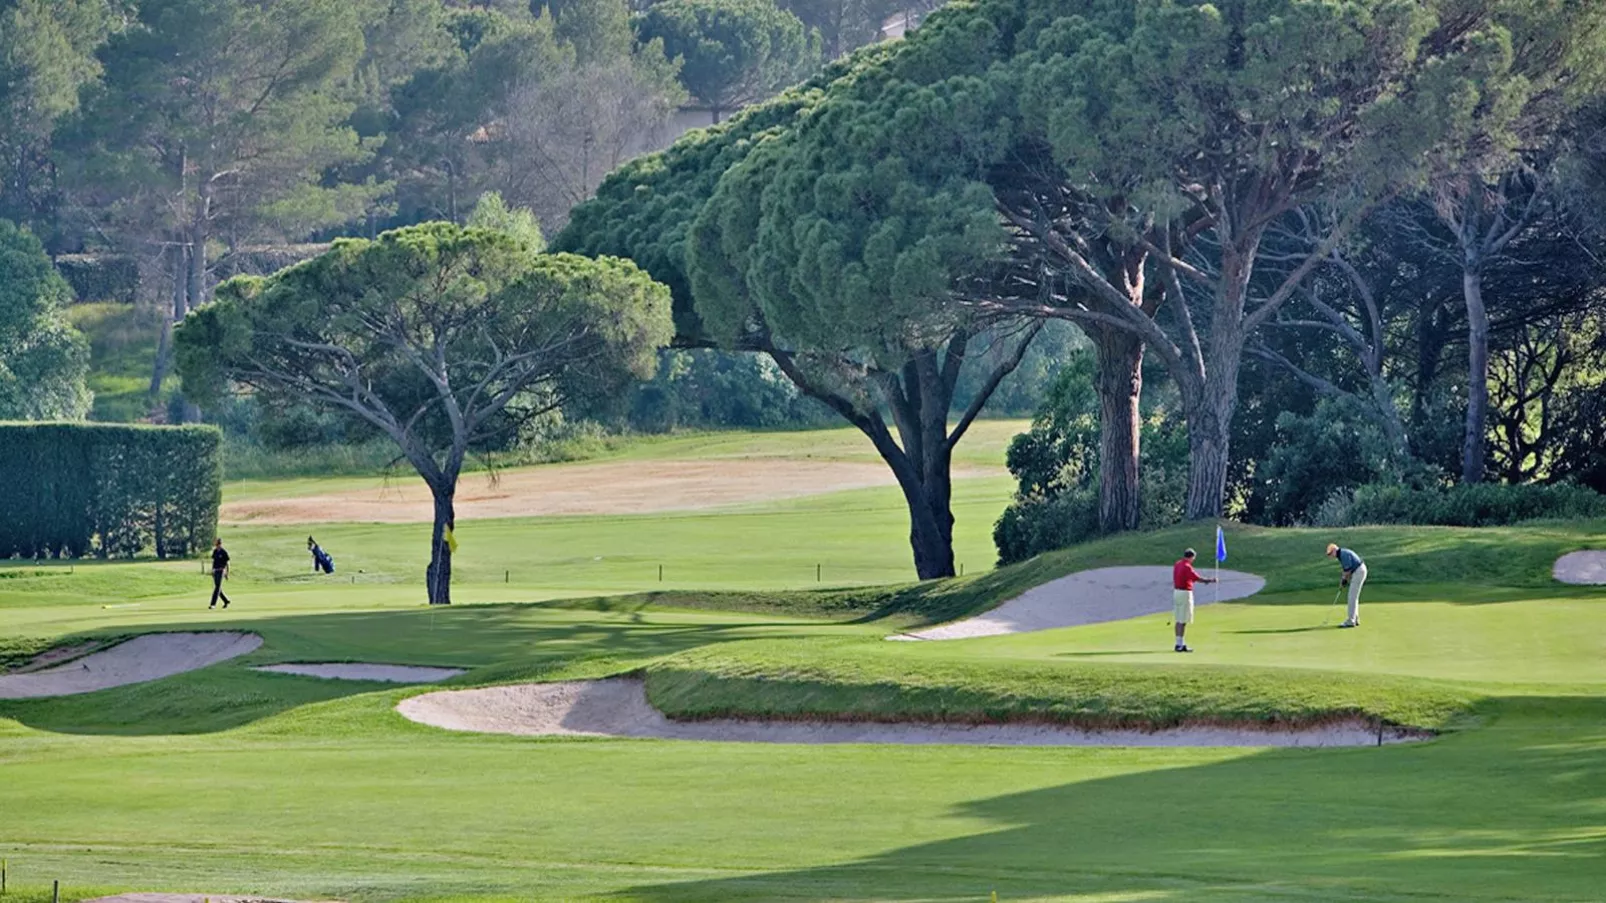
{"left": 1, "top": 444, "right": 1604, "bottom": 900}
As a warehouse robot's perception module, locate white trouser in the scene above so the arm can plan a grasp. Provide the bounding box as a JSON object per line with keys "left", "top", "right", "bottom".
{"left": 1347, "top": 563, "right": 1367, "bottom": 621}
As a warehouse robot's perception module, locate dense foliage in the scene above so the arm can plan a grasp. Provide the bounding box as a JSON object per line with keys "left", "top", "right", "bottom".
{"left": 0, "top": 422, "right": 221, "bottom": 559}
{"left": 0, "top": 219, "right": 90, "bottom": 419}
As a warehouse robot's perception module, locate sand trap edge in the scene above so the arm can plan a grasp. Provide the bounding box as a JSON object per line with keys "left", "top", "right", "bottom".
{"left": 396, "top": 678, "right": 1428, "bottom": 748}
{"left": 0, "top": 632, "right": 262, "bottom": 700}
{"left": 1554, "top": 550, "right": 1606, "bottom": 585}
{"left": 254, "top": 663, "right": 466, "bottom": 683}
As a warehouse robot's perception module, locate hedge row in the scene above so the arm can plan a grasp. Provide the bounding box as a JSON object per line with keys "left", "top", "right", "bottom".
{"left": 53, "top": 254, "right": 140, "bottom": 304}
{"left": 0, "top": 423, "right": 222, "bottom": 559}
{"left": 1326, "top": 481, "right": 1606, "bottom": 528}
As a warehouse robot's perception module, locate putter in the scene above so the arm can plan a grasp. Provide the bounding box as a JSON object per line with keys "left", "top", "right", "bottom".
{"left": 1323, "top": 586, "right": 1344, "bottom": 626}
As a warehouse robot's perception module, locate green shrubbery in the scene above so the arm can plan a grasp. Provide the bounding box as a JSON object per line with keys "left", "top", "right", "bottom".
{"left": 53, "top": 253, "right": 140, "bottom": 305}
{"left": 1317, "top": 481, "right": 1606, "bottom": 528}
{"left": 994, "top": 354, "right": 1186, "bottom": 564}
{"left": 0, "top": 423, "right": 221, "bottom": 559}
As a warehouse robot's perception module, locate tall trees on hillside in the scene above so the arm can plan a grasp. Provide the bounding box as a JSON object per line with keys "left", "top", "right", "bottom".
{"left": 635, "top": 0, "right": 819, "bottom": 122}
{"left": 62, "top": 0, "right": 375, "bottom": 401}
{"left": 176, "top": 224, "right": 673, "bottom": 604}
{"left": 0, "top": 0, "right": 120, "bottom": 239}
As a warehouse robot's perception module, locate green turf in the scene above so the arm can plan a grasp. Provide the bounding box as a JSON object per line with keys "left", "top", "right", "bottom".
{"left": 67, "top": 301, "right": 166, "bottom": 422}
{"left": 645, "top": 636, "right": 1484, "bottom": 731}
{"left": 3, "top": 445, "right": 1606, "bottom": 901}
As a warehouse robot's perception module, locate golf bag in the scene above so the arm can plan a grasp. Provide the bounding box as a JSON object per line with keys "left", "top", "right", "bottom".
{"left": 314, "top": 548, "right": 335, "bottom": 574}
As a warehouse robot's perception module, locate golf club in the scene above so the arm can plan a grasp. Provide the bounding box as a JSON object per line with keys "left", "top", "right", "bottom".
{"left": 1323, "top": 585, "right": 1344, "bottom": 626}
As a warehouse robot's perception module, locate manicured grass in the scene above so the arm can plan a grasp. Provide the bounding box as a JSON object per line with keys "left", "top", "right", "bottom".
{"left": 3, "top": 451, "right": 1606, "bottom": 902}
{"left": 645, "top": 636, "right": 1483, "bottom": 731}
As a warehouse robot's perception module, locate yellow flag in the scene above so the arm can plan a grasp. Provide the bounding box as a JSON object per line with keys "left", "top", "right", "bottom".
{"left": 444, "top": 526, "right": 459, "bottom": 554}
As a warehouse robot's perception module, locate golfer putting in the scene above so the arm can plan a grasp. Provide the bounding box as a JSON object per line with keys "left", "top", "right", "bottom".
{"left": 1171, "top": 548, "right": 1217, "bottom": 652}
{"left": 1326, "top": 543, "right": 1366, "bottom": 628}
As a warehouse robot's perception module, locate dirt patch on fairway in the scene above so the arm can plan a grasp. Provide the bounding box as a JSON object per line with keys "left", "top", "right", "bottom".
{"left": 397, "top": 677, "right": 1420, "bottom": 747}
{"left": 1554, "top": 550, "right": 1606, "bottom": 585}
{"left": 220, "top": 457, "right": 1001, "bottom": 525}
{"left": 891, "top": 566, "right": 1268, "bottom": 641}
{"left": 0, "top": 632, "right": 261, "bottom": 699}
{"left": 86, "top": 886, "right": 334, "bottom": 893}
{"left": 254, "top": 662, "right": 465, "bottom": 683}
{"left": 86, "top": 895, "right": 334, "bottom": 903}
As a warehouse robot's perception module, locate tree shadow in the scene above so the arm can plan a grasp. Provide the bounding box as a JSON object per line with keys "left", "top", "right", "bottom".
{"left": 1230, "top": 626, "right": 1335, "bottom": 635}
{"left": 600, "top": 697, "right": 1606, "bottom": 902}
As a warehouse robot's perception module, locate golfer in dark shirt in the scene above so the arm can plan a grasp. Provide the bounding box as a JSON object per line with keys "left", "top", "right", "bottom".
{"left": 209, "top": 538, "right": 232, "bottom": 609}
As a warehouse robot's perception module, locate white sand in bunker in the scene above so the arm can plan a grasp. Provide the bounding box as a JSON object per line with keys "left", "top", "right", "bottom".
{"left": 0, "top": 632, "right": 261, "bottom": 699}
{"left": 221, "top": 457, "right": 1001, "bottom": 525}
{"left": 397, "top": 677, "right": 1419, "bottom": 747}
{"left": 1554, "top": 550, "right": 1606, "bottom": 585}
{"left": 253, "top": 662, "right": 464, "bottom": 683}
{"left": 891, "top": 565, "right": 1267, "bottom": 641}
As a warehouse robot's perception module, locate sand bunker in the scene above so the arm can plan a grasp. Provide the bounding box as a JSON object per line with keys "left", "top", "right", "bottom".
{"left": 1553, "top": 550, "right": 1606, "bottom": 585}
{"left": 221, "top": 458, "right": 1000, "bottom": 525}
{"left": 254, "top": 663, "right": 464, "bottom": 683}
{"left": 397, "top": 678, "right": 1417, "bottom": 747}
{"left": 893, "top": 566, "right": 1267, "bottom": 641}
{"left": 0, "top": 632, "right": 261, "bottom": 699}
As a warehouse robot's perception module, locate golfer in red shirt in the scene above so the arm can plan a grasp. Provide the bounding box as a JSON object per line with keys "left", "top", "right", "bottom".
{"left": 1172, "top": 548, "right": 1216, "bottom": 652}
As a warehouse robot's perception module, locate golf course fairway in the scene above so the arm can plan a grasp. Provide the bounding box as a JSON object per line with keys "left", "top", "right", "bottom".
{"left": 1, "top": 432, "right": 1603, "bottom": 902}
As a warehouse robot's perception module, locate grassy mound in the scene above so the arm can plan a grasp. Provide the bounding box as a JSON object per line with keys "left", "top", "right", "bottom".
{"left": 645, "top": 637, "right": 1481, "bottom": 732}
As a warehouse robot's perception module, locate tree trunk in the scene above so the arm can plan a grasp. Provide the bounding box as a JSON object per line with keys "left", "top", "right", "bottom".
{"left": 1461, "top": 265, "right": 1489, "bottom": 484}
{"left": 1091, "top": 326, "right": 1143, "bottom": 532}
{"left": 893, "top": 467, "right": 954, "bottom": 580}
{"left": 149, "top": 244, "right": 188, "bottom": 399}
{"left": 1184, "top": 395, "right": 1233, "bottom": 521}
{"left": 1182, "top": 330, "right": 1244, "bottom": 521}
{"left": 426, "top": 485, "right": 456, "bottom": 605}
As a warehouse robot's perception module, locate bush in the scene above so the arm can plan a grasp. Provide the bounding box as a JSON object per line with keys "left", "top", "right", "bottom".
{"left": 53, "top": 254, "right": 140, "bottom": 304}
{"left": 0, "top": 423, "right": 222, "bottom": 559}
{"left": 1321, "top": 481, "right": 1606, "bottom": 528}
{"left": 993, "top": 354, "right": 1187, "bottom": 564}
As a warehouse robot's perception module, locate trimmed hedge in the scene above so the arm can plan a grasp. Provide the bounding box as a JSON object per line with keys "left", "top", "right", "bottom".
{"left": 1327, "top": 481, "right": 1606, "bottom": 528}
{"left": 53, "top": 254, "right": 140, "bottom": 304}
{"left": 0, "top": 423, "right": 222, "bottom": 559}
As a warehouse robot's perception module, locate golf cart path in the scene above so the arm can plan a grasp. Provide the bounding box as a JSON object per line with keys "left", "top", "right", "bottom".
{"left": 893, "top": 565, "right": 1267, "bottom": 640}
{"left": 397, "top": 677, "right": 1419, "bottom": 747}
{"left": 254, "top": 662, "right": 464, "bottom": 683}
{"left": 1554, "top": 550, "right": 1606, "bottom": 585}
{"left": 0, "top": 632, "right": 261, "bottom": 699}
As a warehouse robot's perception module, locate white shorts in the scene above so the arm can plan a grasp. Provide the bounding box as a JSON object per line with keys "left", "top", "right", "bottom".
{"left": 1173, "top": 589, "right": 1194, "bottom": 625}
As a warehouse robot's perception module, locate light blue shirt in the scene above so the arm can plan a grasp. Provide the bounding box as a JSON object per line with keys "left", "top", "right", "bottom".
{"left": 1338, "top": 548, "right": 1364, "bottom": 572}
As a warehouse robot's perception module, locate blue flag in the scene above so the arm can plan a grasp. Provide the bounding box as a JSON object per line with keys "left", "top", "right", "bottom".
{"left": 1216, "top": 526, "right": 1227, "bottom": 563}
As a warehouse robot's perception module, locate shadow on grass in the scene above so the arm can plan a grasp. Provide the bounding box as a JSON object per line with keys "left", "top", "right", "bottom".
{"left": 0, "top": 602, "right": 839, "bottom": 736}
{"left": 602, "top": 697, "right": 1606, "bottom": 903}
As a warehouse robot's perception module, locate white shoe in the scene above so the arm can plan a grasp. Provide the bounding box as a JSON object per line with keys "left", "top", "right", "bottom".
{"left": 1339, "top": 619, "right": 1359, "bottom": 628}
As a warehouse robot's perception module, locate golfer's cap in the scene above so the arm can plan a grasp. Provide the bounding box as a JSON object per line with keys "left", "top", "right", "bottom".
{"left": 1184, "top": 548, "right": 1196, "bottom": 558}
{"left": 1326, "top": 543, "right": 1339, "bottom": 555}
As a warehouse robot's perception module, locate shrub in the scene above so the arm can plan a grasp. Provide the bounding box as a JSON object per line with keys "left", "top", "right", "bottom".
{"left": 0, "top": 423, "right": 221, "bottom": 559}
{"left": 993, "top": 354, "right": 1187, "bottom": 564}
{"left": 1324, "top": 481, "right": 1606, "bottom": 528}
{"left": 53, "top": 254, "right": 140, "bottom": 304}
